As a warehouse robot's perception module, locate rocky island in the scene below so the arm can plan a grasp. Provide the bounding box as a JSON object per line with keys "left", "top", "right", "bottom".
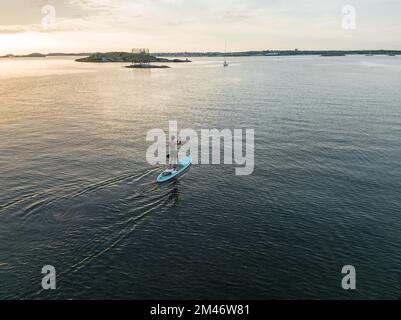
{"left": 75, "top": 52, "right": 191, "bottom": 64}
{"left": 125, "top": 64, "right": 170, "bottom": 69}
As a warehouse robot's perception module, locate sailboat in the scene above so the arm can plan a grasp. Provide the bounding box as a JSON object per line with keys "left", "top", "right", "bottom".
{"left": 223, "top": 42, "right": 229, "bottom": 67}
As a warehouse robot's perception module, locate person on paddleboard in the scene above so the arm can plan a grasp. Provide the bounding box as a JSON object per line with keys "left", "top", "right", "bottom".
{"left": 169, "top": 135, "right": 178, "bottom": 169}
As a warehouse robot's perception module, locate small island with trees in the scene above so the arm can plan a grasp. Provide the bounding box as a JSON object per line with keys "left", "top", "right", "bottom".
{"left": 75, "top": 49, "right": 191, "bottom": 68}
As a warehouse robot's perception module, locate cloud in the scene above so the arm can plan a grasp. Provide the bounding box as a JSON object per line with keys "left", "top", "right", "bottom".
{"left": 1, "top": 0, "right": 401, "bottom": 52}
{"left": 0, "top": 24, "right": 41, "bottom": 34}
{"left": 68, "top": 0, "right": 117, "bottom": 13}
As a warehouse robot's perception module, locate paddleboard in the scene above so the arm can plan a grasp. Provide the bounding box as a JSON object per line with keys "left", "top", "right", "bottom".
{"left": 157, "top": 156, "right": 192, "bottom": 183}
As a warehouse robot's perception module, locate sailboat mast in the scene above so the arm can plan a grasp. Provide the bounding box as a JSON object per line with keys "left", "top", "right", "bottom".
{"left": 223, "top": 41, "right": 229, "bottom": 67}
{"left": 224, "top": 41, "right": 227, "bottom": 61}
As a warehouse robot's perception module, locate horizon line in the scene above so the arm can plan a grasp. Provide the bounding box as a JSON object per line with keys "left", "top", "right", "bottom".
{"left": 2, "top": 49, "right": 401, "bottom": 56}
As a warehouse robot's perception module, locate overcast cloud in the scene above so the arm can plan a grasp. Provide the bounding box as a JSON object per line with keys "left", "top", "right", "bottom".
{"left": 0, "top": 0, "right": 400, "bottom": 54}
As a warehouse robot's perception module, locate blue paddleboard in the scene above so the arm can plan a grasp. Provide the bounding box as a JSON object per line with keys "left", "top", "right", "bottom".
{"left": 157, "top": 156, "right": 192, "bottom": 183}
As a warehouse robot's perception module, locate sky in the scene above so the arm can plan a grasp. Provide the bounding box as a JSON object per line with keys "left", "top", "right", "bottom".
{"left": 0, "top": 0, "right": 400, "bottom": 54}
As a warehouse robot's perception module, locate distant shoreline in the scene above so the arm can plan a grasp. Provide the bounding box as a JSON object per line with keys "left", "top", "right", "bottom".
{"left": 154, "top": 50, "right": 401, "bottom": 57}
{"left": 1, "top": 50, "right": 400, "bottom": 59}
{"left": 0, "top": 53, "right": 88, "bottom": 58}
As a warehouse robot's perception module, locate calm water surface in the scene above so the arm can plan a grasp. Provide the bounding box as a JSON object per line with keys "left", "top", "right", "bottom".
{"left": 1, "top": 56, "right": 401, "bottom": 299}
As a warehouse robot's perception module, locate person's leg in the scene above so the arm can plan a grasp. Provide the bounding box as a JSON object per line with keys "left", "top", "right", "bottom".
{"left": 171, "top": 152, "right": 178, "bottom": 169}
